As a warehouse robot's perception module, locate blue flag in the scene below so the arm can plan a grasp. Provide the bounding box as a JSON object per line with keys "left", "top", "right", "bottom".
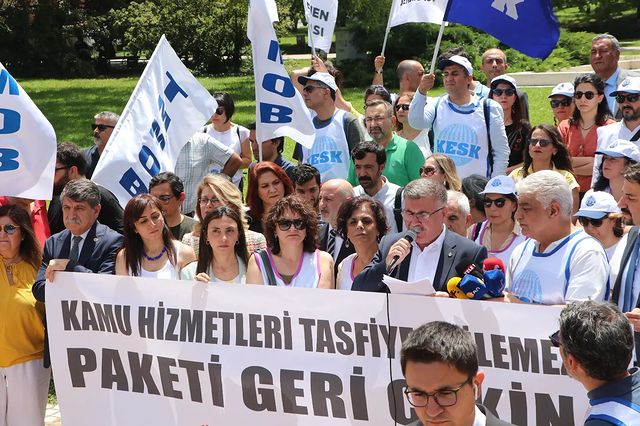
{"left": 444, "top": 0, "right": 560, "bottom": 59}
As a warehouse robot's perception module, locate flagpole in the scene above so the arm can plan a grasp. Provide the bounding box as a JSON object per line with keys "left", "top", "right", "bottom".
{"left": 303, "top": 1, "right": 318, "bottom": 56}
{"left": 258, "top": 136, "right": 263, "bottom": 162}
{"left": 380, "top": 0, "right": 396, "bottom": 56}
{"left": 428, "top": 20, "right": 447, "bottom": 74}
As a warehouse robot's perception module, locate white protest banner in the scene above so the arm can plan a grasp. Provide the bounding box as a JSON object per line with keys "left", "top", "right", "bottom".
{"left": 388, "top": 0, "right": 447, "bottom": 27}
{"left": 91, "top": 35, "right": 217, "bottom": 207}
{"left": 47, "top": 273, "right": 588, "bottom": 425}
{"left": 304, "top": 0, "right": 338, "bottom": 53}
{"left": 0, "top": 63, "right": 56, "bottom": 199}
{"left": 248, "top": 0, "right": 315, "bottom": 149}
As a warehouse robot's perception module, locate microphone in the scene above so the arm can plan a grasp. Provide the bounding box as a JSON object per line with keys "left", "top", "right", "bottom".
{"left": 455, "top": 258, "right": 484, "bottom": 280}
{"left": 483, "top": 257, "right": 505, "bottom": 272}
{"left": 386, "top": 229, "right": 418, "bottom": 274}
{"left": 458, "top": 274, "right": 489, "bottom": 300}
{"left": 482, "top": 257, "right": 506, "bottom": 297}
{"left": 446, "top": 277, "right": 468, "bottom": 299}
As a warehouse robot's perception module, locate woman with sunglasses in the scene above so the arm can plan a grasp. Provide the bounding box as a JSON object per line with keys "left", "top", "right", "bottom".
{"left": 489, "top": 75, "right": 530, "bottom": 172}
{"left": 574, "top": 190, "right": 625, "bottom": 259}
{"left": 473, "top": 176, "right": 526, "bottom": 266}
{"left": 115, "top": 194, "right": 195, "bottom": 278}
{"left": 246, "top": 196, "right": 334, "bottom": 288}
{"left": 335, "top": 196, "right": 389, "bottom": 290}
{"left": 558, "top": 74, "right": 615, "bottom": 197}
{"left": 0, "top": 205, "right": 50, "bottom": 425}
{"left": 182, "top": 174, "right": 266, "bottom": 256}
{"left": 420, "top": 153, "right": 462, "bottom": 191}
{"left": 509, "top": 124, "right": 580, "bottom": 213}
{"left": 203, "top": 92, "right": 251, "bottom": 189}
{"left": 246, "top": 162, "right": 294, "bottom": 234}
{"left": 181, "top": 206, "right": 249, "bottom": 284}
{"left": 593, "top": 139, "right": 640, "bottom": 202}
{"left": 548, "top": 83, "right": 576, "bottom": 126}
{"left": 394, "top": 92, "right": 431, "bottom": 157}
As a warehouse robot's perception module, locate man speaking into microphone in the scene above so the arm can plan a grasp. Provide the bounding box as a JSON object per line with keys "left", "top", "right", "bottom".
{"left": 352, "top": 179, "right": 487, "bottom": 294}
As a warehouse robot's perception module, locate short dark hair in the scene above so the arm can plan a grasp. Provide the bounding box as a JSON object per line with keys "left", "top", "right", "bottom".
{"left": 461, "top": 174, "right": 489, "bottom": 215}
{"left": 364, "top": 85, "right": 392, "bottom": 105}
{"left": 351, "top": 141, "right": 386, "bottom": 165}
{"left": 149, "top": 172, "right": 184, "bottom": 197}
{"left": 57, "top": 142, "right": 87, "bottom": 176}
{"left": 401, "top": 321, "right": 478, "bottom": 378}
{"left": 291, "top": 164, "right": 321, "bottom": 187}
{"left": 213, "top": 92, "right": 235, "bottom": 122}
{"left": 624, "top": 163, "right": 640, "bottom": 185}
{"left": 263, "top": 195, "right": 318, "bottom": 254}
{"left": 559, "top": 301, "right": 633, "bottom": 381}
{"left": 247, "top": 121, "right": 284, "bottom": 155}
{"left": 336, "top": 195, "right": 388, "bottom": 240}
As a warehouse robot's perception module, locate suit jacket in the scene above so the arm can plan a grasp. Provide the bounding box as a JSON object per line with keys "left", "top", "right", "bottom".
{"left": 352, "top": 229, "right": 487, "bottom": 293}
{"left": 318, "top": 222, "right": 355, "bottom": 276}
{"left": 407, "top": 403, "right": 514, "bottom": 426}
{"left": 612, "top": 226, "right": 639, "bottom": 307}
{"left": 32, "top": 221, "right": 123, "bottom": 368}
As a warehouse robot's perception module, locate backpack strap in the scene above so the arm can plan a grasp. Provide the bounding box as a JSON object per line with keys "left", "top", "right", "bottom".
{"left": 257, "top": 249, "right": 278, "bottom": 286}
{"left": 631, "top": 128, "right": 640, "bottom": 142}
{"left": 429, "top": 96, "right": 443, "bottom": 152}
{"left": 483, "top": 98, "right": 493, "bottom": 177}
{"left": 393, "top": 186, "right": 404, "bottom": 232}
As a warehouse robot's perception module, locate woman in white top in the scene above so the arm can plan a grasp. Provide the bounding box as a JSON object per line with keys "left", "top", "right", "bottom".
{"left": 246, "top": 196, "right": 334, "bottom": 288}
{"left": 394, "top": 92, "right": 431, "bottom": 157}
{"left": 575, "top": 190, "right": 625, "bottom": 260}
{"left": 335, "top": 196, "right": 389, "bottom": 290}
{"left": 115, "top": 194, "right": 195, "bottom": 279}
{"left": 205, "top": 92, "right": 251, "bottom": 188}
{"left": 181, "top": 206, "right": 248, "bottom": 284}
{"left": 593, "top": 139, "right": 640, "bottom": 202}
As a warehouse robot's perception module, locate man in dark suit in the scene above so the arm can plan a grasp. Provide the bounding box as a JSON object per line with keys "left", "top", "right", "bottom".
{"left": 402, "top": 321, "right": 514, "bottom": 426}
{"left": 318, "top": 179, "right": 355, "bottom": 275}
{"left": 33, "top": 178, "right": 123, "bottom": 367}
{"left": 352, "top": 178, "right": 486, "bottom": 293}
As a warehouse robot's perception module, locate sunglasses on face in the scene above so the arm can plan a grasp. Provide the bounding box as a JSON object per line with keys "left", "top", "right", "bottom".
{"left": 395, "top": 103, "right": 410, "bottom": 111}
{"left": 574, "top": 91, "right": 596, "bottom": 100}
{"left": 91, "top": 124, "right": 115, "bottom": 132}
{"left": 420, "top": 166, "right": 439, "bottom": 176}
{"left": 549, "top": 330, "right": 561, "bottom": 348}
{"left": 483, "top": 198, "right": 507, "bottom": 208}
{"left": 492, "top": 88, "right": 516, "bottom": 97}
{"left": 0, "top": 224, "right": 20, "bottom": 235}
{"left": 578, "top": 216, "right": 605, "bottom": 228}
{"left": 550, "top": 98, "right": 572, "bottom": 108}
{"left": 277, "top": 219, "right": 307, "bottom": 231}
{"left": 303, "top": 85, "right": 325, "bottom": 94}
{"left": 529, "top": 138, "right": 552, "bottom": 148}
{"left": 616, "top": 94, "right": 640, "bottom": 104}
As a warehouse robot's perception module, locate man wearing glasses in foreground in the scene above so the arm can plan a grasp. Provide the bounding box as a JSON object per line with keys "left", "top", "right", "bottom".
{"left": 83, "top": 111, "right": 119, "bottom": 179}
{"left": 352, "top": 178, "right": 486, "bottom": 294}
{"left": 402, "top": 321, "right": 513, "bottom": 425}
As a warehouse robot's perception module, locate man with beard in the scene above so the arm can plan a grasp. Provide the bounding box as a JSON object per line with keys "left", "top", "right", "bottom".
{"left": 357, "top": 99, "right": 424, "bottom": 187}
{"left": 352, "top": 141, "right": 403, "bottom": 233}
{"left": 290, "top": 164, "right": 321, "bottom": 215}
{"left": 49, "top": 142, "right": 123, "bottom": 234}
{"left": 82, "top": 111, "right": 119, "bottom": 179}
{"left": 592, "top": 77, "right": 640, "bottom": 185}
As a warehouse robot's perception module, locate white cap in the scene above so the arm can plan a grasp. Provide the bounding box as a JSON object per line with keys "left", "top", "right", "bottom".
{"left": 438, "top": 55, "right": 473, "bottom": 75}
{"left": 548, "top": 82, "right": 574, "bottom": 98}
{"left": 490, "top": 75, "right": 517, "bottom": 90}
{"left": 297, "top": 72, "right": 338, "bottom": 92}
{"left": 611, "top": 76, "right": 640, "bottom": 96}
{"left": 575, "top": 190, "right": 621, "bottom": 219}
{"left": 595, "top": 139, "right": 640, "bottom": 162}
{"left": 479, "top": 175, "right": 517, "bottom": 195}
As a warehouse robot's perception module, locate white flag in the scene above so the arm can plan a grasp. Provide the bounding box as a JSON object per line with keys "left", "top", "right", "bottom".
{"left": 388, "top": 0, "right": 447, "bottom": 27}
{"left": 92, "top": 35, "right": 217, "bottom": 207}
{"left": 248, "top": 0, "right": 315, "bottom": 149}
{"left": 304, "top": 0, "right": 338, "bottom": 53}
{"left": 0, "top": 63, "right": 56, "bottom": 199}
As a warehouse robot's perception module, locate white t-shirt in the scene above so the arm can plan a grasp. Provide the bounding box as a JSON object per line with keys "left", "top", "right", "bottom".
{"left": 203, "top": 123, "right": 250, "bottom": 186}
{"left": 353, "top": 177, "right": 403, "bottom": 234}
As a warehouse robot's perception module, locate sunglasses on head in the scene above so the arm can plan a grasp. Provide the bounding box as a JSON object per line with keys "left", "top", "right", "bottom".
{"left": 550, "top": 98, "right": 572, "bottom": 108}
{"left": 492, "top": 88, "right": 516, "bottom": 97}
{"left": 277, "top": 219, "right": 306, "bottom": 231}
{"left": 574, "top": 91, "right": 596, "bottom": 100}
{"left": 395, "top": 103, "right": 410, "bottom": 111}
{"left": 483, "top": 198, "right": 507, "bottom": 208}
{"left": 616, "top": 93, "right": 640, "bottom": 104}
{"left": 91, "top": 124, "right": 115, "bottom": 132}
{"left": 529, "top": 138, "right": 552, "bottom": 147}
{"left": 420, "top": 166, "right": 439, "bottom": 176}
{"left": 578, "top": 216, "right": 606, "bottom": 228}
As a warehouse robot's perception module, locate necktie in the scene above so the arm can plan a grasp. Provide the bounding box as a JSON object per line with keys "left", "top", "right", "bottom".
{"left": 623, "top": 236, "right": 640, "bottom": 312}
{"left": 327, "top": 229, "right": 337, "bottom": 257}
{"left": 69, "top": 235, "right": 82, "bottom": 263}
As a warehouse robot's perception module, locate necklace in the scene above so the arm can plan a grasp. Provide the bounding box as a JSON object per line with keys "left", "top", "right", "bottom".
{"left": 580, "top": 122, "right": 595, "bottom": 131}
{"left": 3, "top": 256, "right": 21, "bottom": 285}
{"left": 143, "top": 246, "right": 167, "bottom": 261}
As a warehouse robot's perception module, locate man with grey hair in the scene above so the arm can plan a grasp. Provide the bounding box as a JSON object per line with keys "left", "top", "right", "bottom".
{"left": 32, "top": 178, "right": 123, "bottom": 367}
{"left": 506, "top": 170, "right": 609, "bottom": 305}
{"left": 446, "top": 190, "right": 473, "bottom": 237}
{"left": 83, "top": 111, "right": 119, "bottom": 179}
{"left": 352, "top": 178, "right": 487, "bottom": 293}
{"left": 319, "top": 179, "right": 356, "bottom": 276}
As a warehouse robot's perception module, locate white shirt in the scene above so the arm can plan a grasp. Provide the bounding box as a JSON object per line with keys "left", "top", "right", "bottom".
{"left": 203, "top": 123, "right": 250, "bottom": 186}
{"left": 408, "top": 225, "right": 446, "bottom": 283}
{"left": 473, "top": 405, "right": 487, "bottom": 426}
{"left": 592, "top": 121, "right": 640, "bottom": 186}
{"left": 354, "top": 177, "right": 402, "bottom": 233}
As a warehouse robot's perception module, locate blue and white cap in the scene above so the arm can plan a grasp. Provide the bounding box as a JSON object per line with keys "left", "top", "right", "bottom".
{"left": 575, "top": 190, "right": 621, "bottom": 219}
{"left": 595, "top": 139, "right": 640, "bottom": 162}
{"left": 490, "top": 75, "right": 518, "bottom": 90}
{"left": 548, "top": 82, "right": 574, "bottom": 98}
{"left": 479, "top": 175, "right": 517, "bottom": 195}
{"left": 298, "top": 72, "right": 338, "bottom": 92}
{"left": 611, "top": 77, "right": 640, "bottom": 96}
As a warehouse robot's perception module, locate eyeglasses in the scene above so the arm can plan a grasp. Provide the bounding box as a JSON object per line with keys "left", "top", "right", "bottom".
{"left": 156, "top": 195, "right": 175, "bottom": 203}
{"left": 364, "top": 115, "right": 389, "bottom": 124}
{"left": 91, "top": 124, "right": 115, "bottom": 132}
{"left": 616, "top": 94, "right": 640, "bottom": 104}
{"left": 483, "top": 198, "right": 507, "bottom": 208}
{"left": 404, "top": 377, "right": 472, "bottom": 408}
{"left": 395, "top": 103, "right": 410, "bottom": 111}
{"left": 529, "top": 138, "right": 552, "bottom": 147}
{"left": 578, "top": 216, "right": 606, "bottom": 228}
{"left": 402, "top": 206, "right": 444, "bottom": 222}
{"left": 550, "top": 98, "right": 573, "bottom": 108}
{"left": 55, "top": 166, "right": 69, "bottom": 172}
{"left": 0, "top": 224, "right": 20, "bottom": 235}
{"left": 214, "top": 107, "right": 225, "bottom": 115}
{"left": 574, "top": 91, "right": 596, "bottom": 100}
{"left": 549, "top": 330, "right": 562, "bottom": 348}
{"left": 492, "top": 88, "right": 516, "bottom": 97}
{"left": 303, "top": 85, "right": 325, "bottom": 94}
{"left": 277, "top": 219, "right": 307, "bottom": 231}
{"left": 420, "top": 166, "right": 439, "bottom": 176}
{"left": 198, "top": 197, "right": 221, "bottom": 206}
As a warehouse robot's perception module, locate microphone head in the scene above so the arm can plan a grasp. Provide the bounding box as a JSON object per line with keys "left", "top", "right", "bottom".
{"left": 458, "top": 275, "right": 488, "bottom": 300}
{"left": 455, "top": 257, "right": 483, "bottom": 279}
{"left": 483, "top": 257, "right": 505, "bottom": 272}
{"left": 483, "top": 269, "right": 506, "bottom": 297}
{"left": 446, "top": 277, "right": 467, "bottom": 299}
{"left": 404, "top": 229, "right": 418, "bottom": 243}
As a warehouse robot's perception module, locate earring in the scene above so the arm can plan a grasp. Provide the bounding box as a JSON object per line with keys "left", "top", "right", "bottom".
{"left": 235, "top": 240, "right": 239, "bottom": 246}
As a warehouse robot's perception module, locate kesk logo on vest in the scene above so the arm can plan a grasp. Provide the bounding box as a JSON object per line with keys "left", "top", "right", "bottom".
{"left": 436, "top": 123, "right": 482, "bottom": 167}
{"left": 307, "top": 135, "right": 343, "bottom": 174}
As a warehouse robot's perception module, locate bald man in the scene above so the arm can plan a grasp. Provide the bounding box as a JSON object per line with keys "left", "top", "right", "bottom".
{"left": 481, "top": 48, "right": 530, "bottom": 120}
{"left": 372, "top": 56, "right": 425, "bottom": 102}
{"left": 318, "top": 179, "right": 355, "bottom": 275}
